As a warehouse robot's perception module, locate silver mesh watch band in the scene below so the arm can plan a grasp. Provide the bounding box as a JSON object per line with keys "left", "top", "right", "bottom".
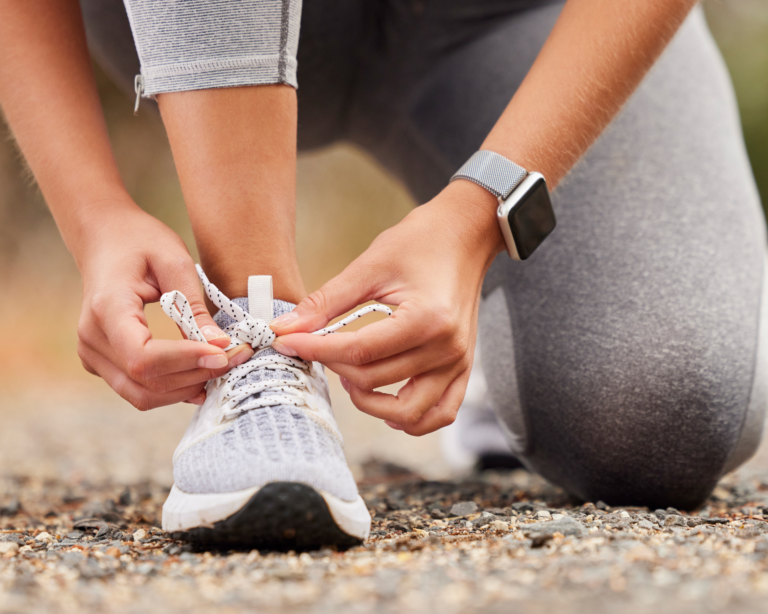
{"left": 450, "top": 150, "right": 528, "bottom": 201}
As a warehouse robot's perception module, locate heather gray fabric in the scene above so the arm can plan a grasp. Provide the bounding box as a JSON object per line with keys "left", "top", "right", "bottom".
{"left": 82, "top": 0, "right": 767, "bottom": 509}
{"left": 124, "top": 0, "right": 301, "bottom": 94}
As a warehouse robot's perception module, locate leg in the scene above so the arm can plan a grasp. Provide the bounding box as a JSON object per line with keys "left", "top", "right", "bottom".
{"left": 353, "top": 3, "right": 766, "bottom": 508}
{"left": 158, "top": 86, "right": 305, "bottom": 304}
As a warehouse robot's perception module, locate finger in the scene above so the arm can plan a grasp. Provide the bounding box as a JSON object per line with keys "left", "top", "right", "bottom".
{"left": 79, "top": 344, "right": 206, "bottom": 410}
{"left": 345, "top": 363, "right": 459, "bottom": 427}
{"left": 270, "top": 259, "right": 382, "bottom": 334}
{"left": 272, "top": 301, "right": 440, "bottom": 366}
{"left": 397, "top": 369, "right": 470, "bottom": 436}
{"left": 90, "top": 283, "right": 229, "bottom": 381}
{"left": 142, "top": 344, "right": 253, "bottom": 393}
{"left": 186, "top": 392, "right": 206, "bottom": 406}
{"left": 324, "top": 339, "right": 463, "bottom": 391}
{"left": 152, "top": 257, "right": 230, "bottom": 348}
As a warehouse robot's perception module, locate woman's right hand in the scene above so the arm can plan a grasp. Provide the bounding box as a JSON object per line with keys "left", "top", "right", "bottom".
{"left": 74, "top": 200, "right": 253, "bottom": 410}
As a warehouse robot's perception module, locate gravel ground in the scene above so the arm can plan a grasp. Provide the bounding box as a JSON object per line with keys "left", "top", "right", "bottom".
{"left": 4, "top": 385, "right": 768, "bottom": 613}
{"left": 4, "top": 464, "right": 768, "bottom": 614}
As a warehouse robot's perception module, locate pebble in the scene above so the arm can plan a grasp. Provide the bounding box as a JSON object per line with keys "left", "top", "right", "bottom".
{"left": 0, "top": 542, "right": 19, "bottom": 555}
{"left": 519, "top": 516, "right": 586, "bottom": 538}
{"left": 450, "top": 501, "right": 478, "bottom": 517}
{"left": 471, "top": 512, "right": 499, "bottom": 527}
{"left": 536, "top": 510, "right": 551, "bottom": 520}
{"left": 664, "top": 515, "right": 688, "bottom": 528}
{"left": 132, "top": 529, "right": 148, "bottom": 541}
{"left": 35, "top": 532, "right": 54, "bottom": 544}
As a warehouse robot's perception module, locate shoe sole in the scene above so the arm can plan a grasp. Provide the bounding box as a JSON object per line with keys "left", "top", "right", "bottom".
{"left": 162, "top": 482, "right": 370, "bottom": 551}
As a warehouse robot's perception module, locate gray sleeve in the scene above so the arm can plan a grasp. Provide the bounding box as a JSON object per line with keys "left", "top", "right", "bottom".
{"left": 123, "top": 0, "right": 302, "bottom": 97}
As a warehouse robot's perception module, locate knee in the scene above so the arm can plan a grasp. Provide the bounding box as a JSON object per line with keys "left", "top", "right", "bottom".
{"left": 521, "top": 365, "right": 749, "bottom": 511}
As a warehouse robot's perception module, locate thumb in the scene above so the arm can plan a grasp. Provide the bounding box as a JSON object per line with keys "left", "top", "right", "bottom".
{"left": 271, "top": 263, "right": 376, "bottom": 334}
{"left": 156, "top": 258, "right": 231, "bottom": 349}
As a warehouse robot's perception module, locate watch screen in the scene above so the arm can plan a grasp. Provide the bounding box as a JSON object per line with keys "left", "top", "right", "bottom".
{"left": 509, "top": 178, "right": 556, "bottom": 260}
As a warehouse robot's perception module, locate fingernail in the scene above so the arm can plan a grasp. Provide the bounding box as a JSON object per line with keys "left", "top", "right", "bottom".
{"left": 198, "top": 353, "right": 228, "bottom": 369}
{"left": 385, "top": 421, "right": 404, "bottom": 431}
{"left": 270, "top": 311, "right": 298, "bottom": 330}
{"left": 340, "top": 376, "right": 351, "bottom": 393}
{"left": 228, "top": 346, "right": 253, "bottom": 368}
{"left": 271, "top": 340, "right": 298, "bottom": 357}
{"left": 188, "top": 393, "right": 206, "bottom": 405}
{"left": 201, "top": 325, "right": 230, "bottom": 342}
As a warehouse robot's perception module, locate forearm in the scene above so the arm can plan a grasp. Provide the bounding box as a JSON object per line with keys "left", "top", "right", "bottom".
{"left": 0, "top": 0, "right": 131, "bottom": 264}
{"left": 483, "top": 0, "right": 698, "bottom": 189}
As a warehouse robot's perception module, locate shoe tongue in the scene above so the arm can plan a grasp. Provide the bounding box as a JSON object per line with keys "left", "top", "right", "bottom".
{"left": 212, "top": 282, "right": 296, "bottom": 360}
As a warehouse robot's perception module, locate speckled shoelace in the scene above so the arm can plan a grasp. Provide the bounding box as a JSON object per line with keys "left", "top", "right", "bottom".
{"left": 160, "top": 265, "right": 391, "bottom": 419}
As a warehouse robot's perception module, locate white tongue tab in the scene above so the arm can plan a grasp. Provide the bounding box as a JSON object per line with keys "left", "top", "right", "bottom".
{"left": 247, "top": 275, "right": 274, "bottom": 321}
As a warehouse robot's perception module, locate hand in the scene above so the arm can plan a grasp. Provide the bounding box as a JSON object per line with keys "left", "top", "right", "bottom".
{"left": 75, "top": 200, "right": 253, "bottom": 410}
{"left": 270, "top": 181, "right": 504, "bottom": 435}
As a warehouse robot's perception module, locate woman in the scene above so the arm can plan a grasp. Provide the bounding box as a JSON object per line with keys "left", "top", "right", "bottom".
{"left": 0, "top": 0, "right": 764, "bottom": 550}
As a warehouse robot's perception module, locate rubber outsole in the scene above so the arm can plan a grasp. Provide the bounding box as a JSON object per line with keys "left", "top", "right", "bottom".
{"left": 171, "top": 482, "right": 364, "bottom": 552}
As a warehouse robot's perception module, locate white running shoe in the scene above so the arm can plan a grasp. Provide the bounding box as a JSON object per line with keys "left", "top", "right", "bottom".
{"left": 160, "top": 266, "right": 390, "bottom": 551}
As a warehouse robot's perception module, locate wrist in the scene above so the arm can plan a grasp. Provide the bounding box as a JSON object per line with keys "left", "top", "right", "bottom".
{"left": 60, "top": 190, "right": 145, "bottom": 267}
{"left": 437, "top": 179, "right": 506, "bottom": 265}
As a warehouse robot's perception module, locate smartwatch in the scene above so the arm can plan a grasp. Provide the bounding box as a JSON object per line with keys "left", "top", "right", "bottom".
{"left": 450, "top": 150, "right": 556, "bottom": 260}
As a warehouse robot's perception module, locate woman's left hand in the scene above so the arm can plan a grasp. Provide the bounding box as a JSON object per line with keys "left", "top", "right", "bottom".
{"left": 270, "top": 180, "right": 504, "bottom": 435}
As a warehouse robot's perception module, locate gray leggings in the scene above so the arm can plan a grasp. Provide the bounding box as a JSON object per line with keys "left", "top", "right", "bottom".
{"left": 82, "top": 0, "right": 767, "bottom": 509}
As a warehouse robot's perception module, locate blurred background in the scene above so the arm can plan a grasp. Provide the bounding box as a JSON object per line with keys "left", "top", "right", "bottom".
{"left": 0, "top": 1, "right": 766, "bottom": 486}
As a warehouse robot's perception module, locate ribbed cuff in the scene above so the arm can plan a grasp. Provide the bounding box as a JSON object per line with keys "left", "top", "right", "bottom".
{"left": 140, "top": 55, "right": 298, "bottom": 97}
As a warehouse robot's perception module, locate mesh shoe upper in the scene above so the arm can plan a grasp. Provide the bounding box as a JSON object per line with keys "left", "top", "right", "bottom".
{"left": 172, "top": 298, "right": 360, "bottom": 502}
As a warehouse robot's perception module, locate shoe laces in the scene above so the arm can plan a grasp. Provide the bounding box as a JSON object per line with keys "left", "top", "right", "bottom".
{"left": 160, "top": 265, "right": 391, "bottom": 420}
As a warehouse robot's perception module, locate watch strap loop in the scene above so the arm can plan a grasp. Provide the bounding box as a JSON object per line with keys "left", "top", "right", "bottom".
{"left": 450, "top": 150, "right": 528, "bottom": 201}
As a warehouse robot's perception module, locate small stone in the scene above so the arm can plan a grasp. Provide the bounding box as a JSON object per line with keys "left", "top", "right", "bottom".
{"left": 595, "top": 501, "right": 609, "bottom": 511}
{"left": 512, "top": 502, "right": 534, "bottom": 513}
{"left": 619, "top": 511, "right": 630, "bottom": 519}
{"left": 35, "top": 532, "right": 54, "bottom": 544}
{"left": 666, "top": 507, "right": 681, "bottom": 515}
{"left": 530, "top": 534, "right": 554, "bottom": 548}
{"left": 536, "top": 511, "right": 551, "bottom": 520}
{"left": 637, "top": 520, "right": 654, "bottom": 530}
{"left": 664, "top": 515, "right": 687, "bottom": 527}
{"left": 132, "top": 529, "right": 148, "bottom": 542}
{"left": 118, "top": 488, "right": 132, "bottom": 507}
{"left": 489, "top": 521, "right": 510, "bottom": 532}
{"left": 66, "top": 532, "right": 84, "bottom": 540}
{"left": 472, "top": 512, "right": 499, "bottom": 526}
{"left": 450, "top": 502, "right": 478, "bottom": 517}
{"left": 74, "top": 518, "right": 107, "bottom": 530}
{"left": 95, "top": 525, "right": 111, "bottom": 539}
{"left": 552, "top": 513, "right": 565, "bottom": 521}
{"left": 520, "top": 517, "right": 586, "bottom": 537}
{"left": 0, "top": 500, "right": 21, "bottom": 516}
{"left": 0, "top": 542, "right": 19, "bottom": 556}
{"left": 105, "top": 547, "right": 121, "bottom": 557}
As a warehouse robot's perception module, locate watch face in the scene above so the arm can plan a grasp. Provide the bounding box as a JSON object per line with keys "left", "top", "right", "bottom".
{"left": 508, "top": 178, "right": 556, "bottom": 260}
